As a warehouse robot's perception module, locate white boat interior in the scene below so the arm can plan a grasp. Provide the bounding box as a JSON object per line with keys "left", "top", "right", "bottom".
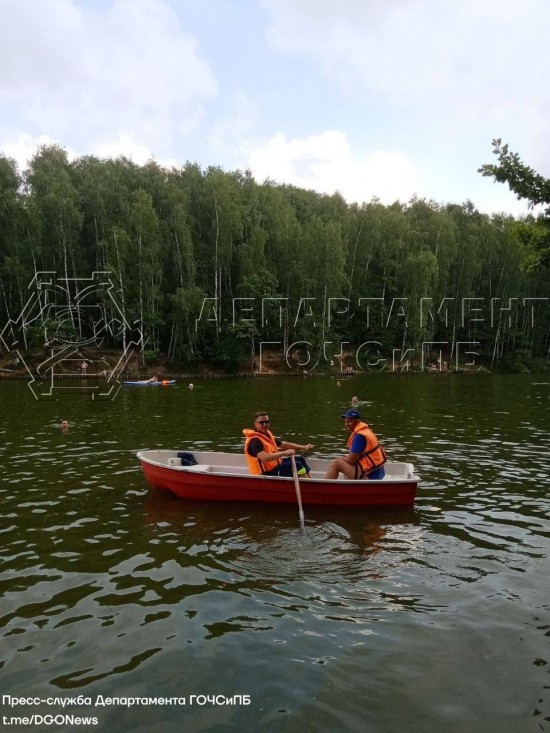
{"left": 138, "top": 450, "right": 418, "bottom": 483}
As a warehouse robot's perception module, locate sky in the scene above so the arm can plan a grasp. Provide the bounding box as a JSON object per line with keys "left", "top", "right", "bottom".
{"left": 0, "top": 0, "right": 549, "bottom": 215}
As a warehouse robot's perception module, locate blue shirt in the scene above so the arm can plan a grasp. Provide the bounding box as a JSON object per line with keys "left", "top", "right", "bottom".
{"left": 350, "top": 433, "right": 367, "bottom": 455}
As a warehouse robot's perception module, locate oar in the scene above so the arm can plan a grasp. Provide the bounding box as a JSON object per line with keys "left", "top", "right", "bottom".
{"left": 290, "top": 454, "right": 306, "bottom": 533}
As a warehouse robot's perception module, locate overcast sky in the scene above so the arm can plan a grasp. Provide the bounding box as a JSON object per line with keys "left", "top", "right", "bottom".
{"left": 1, "top": 0, "right": 548, "bottom": 215}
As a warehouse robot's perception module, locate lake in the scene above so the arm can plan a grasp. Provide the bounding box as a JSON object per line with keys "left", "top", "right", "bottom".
{"left": 0, "top": 374, "right": 548, "bottom": 732}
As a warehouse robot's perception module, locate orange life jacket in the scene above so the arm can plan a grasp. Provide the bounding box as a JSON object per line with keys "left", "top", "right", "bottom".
{"left": 347, "top": 421, "right": 386, "bottom": 475}
{"left": 243, "top": 428, "right": 282, "bottom": 475}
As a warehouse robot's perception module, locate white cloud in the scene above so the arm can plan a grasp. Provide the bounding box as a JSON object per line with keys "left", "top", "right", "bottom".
{"left": 0, "top": 132, "right": 77, "bottom": 172}
{"left": 263, "top": 0, "right": 550, "bottom": 157}
{"left": 248, "top": 130, "right": 418, "bottom": 203}
{"left": 92, "top": 134, "right": 179, "bottom": 168}
{"left": 0, "top": 0, "right": 217, "bottom": 152}
{"left": 0, "top": 131, "right": 181, "bottom": 173}
{"left": 208, "top": 92, "right": 258, "bottom": 152}
{"left": 1, "top": 0, "right": 546, "bottom": 216}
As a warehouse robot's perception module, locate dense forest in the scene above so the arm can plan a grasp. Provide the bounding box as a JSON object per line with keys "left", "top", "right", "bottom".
{"left": 0, "top": 143, "right": 549, "bottom": 372}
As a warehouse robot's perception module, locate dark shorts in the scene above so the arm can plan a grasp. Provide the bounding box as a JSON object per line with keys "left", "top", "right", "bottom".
{"left": 265, "top": 456, "right": 311, "bottom": 477}
{"left": 355, "top": 464, "right": 385, "bottom": 480}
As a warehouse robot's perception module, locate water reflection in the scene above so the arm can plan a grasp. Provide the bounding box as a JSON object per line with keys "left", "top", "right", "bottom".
{"left": 0, "top": 376, "right": 548, "bottom": 730}
{"left": 142, "top": 493, "right": 420, "bottom": 574}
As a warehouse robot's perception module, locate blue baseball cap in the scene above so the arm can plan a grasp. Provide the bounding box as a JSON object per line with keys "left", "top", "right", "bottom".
{"left": 340, "top": 408, "right": 361, "bottom": 419}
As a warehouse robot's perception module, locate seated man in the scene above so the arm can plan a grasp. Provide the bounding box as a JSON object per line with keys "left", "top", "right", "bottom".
{"left": 325, "top": 409, "right": 386, "bottom": 480}
{"left": 243, "top": 412, "right": 314, "bottom": 477}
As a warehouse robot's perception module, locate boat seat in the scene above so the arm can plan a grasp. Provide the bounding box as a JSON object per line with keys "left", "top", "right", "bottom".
{"left": 183, "top": 464, "right": 211, "bottom": 472}
{"left": 211, "top": 465, "right": 248, "bottom": 475}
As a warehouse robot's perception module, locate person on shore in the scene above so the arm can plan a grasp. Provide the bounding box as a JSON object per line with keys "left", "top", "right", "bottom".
{"left": 325, "top": 409, "right": 386, "bottom": 481}
{"left": 80, "top": 361, "right": 88, "bottom": 375}
{"left": 243, "top": 412, "right": 314, "bottom": 478}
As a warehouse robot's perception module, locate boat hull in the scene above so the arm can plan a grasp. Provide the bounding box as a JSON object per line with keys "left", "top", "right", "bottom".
{"left": 138, "top": 451, "right": 418, "bottom": 507}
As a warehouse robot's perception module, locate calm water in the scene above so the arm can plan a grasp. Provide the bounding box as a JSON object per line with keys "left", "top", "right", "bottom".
{"left": 0, "top": 375, "right": 548, "bottom": 732}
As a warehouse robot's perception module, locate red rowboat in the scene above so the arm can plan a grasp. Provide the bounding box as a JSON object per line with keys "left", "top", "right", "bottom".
{"left": 137, "top": 450, "right": 418, "bottom": 507}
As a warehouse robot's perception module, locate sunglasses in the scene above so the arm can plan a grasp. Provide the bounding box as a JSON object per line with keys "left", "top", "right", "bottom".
{"left": 256, "top": 420, "right": 270, "bottom": 425}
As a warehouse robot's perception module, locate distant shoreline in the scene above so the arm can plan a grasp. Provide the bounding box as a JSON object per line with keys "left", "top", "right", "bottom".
{"left": 0, "top": 348, "right": 501, "bottom": 378}
{"left": 0, "top": 367, "right": 491, "bottom": 380}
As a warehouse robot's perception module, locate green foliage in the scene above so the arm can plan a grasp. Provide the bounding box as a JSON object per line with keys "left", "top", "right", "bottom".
{"left": 0, "top": 143, "right": 549, "bottom": 373}
{"left": 479, "top": 139, "right": 550, "bottom": 213}
{"left": 207, "top": 334, "right": 248, "bottom": 372}
{"left": 143, "top": 349, "right": 160, "bottom": 362}
{"left": 530, "top": 358, "right": 550, "bottom": 374}
{"left": 500, "top": 349, "right": 550, "bottom": 374}
{"left": 25, "top": 324, "right": 46, "bottom": 348}
{"left": 479, "top": 139, "right": 550, "bottom": 268}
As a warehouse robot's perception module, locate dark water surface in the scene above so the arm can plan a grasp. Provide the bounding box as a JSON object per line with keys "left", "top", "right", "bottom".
{"left": 0, "top": 375, "right": 548, "bottom": 732}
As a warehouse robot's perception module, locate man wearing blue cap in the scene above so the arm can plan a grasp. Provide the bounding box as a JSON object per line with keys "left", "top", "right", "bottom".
{"left": 325, "top": 408, "right": 386, "bottom": 480}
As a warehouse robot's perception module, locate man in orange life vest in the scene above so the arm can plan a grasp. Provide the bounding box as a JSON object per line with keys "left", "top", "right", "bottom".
{"left": 325, "top": 409, "right": 386, "bottom": 480}
{"left": 243, "top": 412, "right": 314, "bottom": 478}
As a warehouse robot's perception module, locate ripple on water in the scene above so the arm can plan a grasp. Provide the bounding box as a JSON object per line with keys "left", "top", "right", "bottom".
{"left": 0, "top": 377, "right": 548, "bottom": 729}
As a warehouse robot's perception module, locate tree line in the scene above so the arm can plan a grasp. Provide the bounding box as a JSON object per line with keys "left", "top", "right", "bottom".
{"left": 0, "top": 142, "right": 549, "bottom": 372}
